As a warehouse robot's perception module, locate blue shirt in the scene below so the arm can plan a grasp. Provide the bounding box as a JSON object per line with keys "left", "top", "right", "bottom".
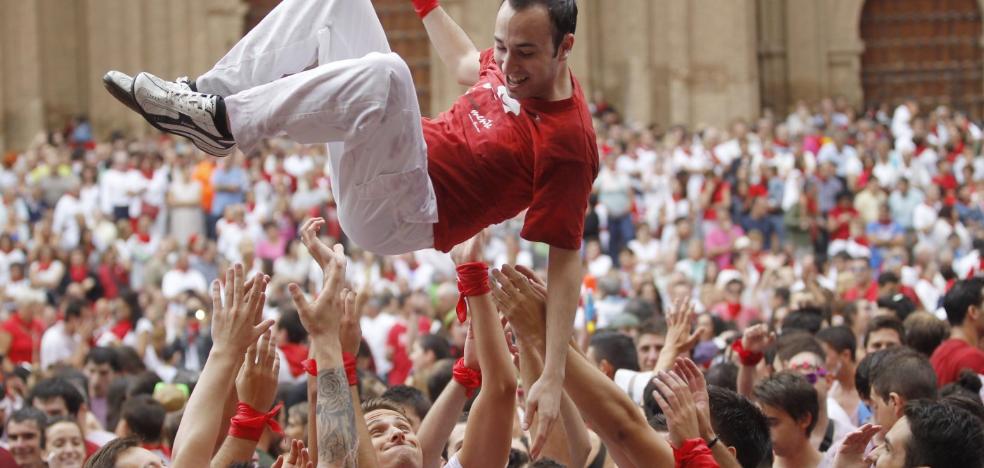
{"left": 210, "top": 167, "right": 248, "bottom": 216}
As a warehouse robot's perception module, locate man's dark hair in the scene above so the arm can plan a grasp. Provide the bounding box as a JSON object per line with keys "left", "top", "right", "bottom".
{"left": 903, "top": 399, "right": 984, "bottom": 468}
{"left": 84, "top": 436, "right": 140, "bottom": 468}
{"left": 870, "top": 348, "right": 937, "bottom": 402}
{"left": 64, "top": 300, "right": 85, "bottom": 321}
{"left": 876, "top": 294, "right": 917, "bottom": 321}
{"left": 942, "top": 277, "right": 984, "bottom": 326}
{"left": 528, "top": 459, "right": 565, "bottom": 468}
{"left": 708, "top": 386, "right": 771, "bottom": 468}
{"left": 705, "top": 362, "right": 738, "bottom": 392}
{"left": 121, "top": 394, "right": 166, "bottom": 443}
{"left": 816, "top": 325, "right": 856, "bottom": 361}
{"left": 775, "top": 332, "right": 825, "bottom": 364}
{"left": 418, "top": 334, "right": 451, "bottom": 361}
{"left": 877, "top": 271, "right": 900, "bottom": 287}
{"left": 7, "top": 407, "right": 47, "bottom": 447}
{"left": 863, "top": 315, "right": 905, "bottom": 348}
{"left": 753, "top": 372, "right": 819, "bottom": 437}
{"left": 589, "top": 331, "right": 640, "bottom": 372}
{"left": 781, "top": 308, "right": 824, "bottom": 335}
{"left": 122, "top": 395, "right": 167, "bottom": 443}
{"left": 278, "top": 308, "right": 308, "bottom": 344}
{"left": 903, "top": 312, "right": 949, "bottom": 357}
{"left": 855, "top": 347, "right": 904, "bottom": 402}
{"left": 638, "top": 317, "right": 667, "bottom": 337}
{"left": 940, "top": 370, "right": 984, "bottom": 405}
{"left": 504, "top": 0, "right": 578, "bottom": 55}
{"left": 84, "top": 347, "right": 121, "bottom": 372}
{"left": 426, "top": 358, "right": 455, "bottom": 401}
{"left": 29, "top": 377, "right": 84, "bottom": 417}
{"left": 381, "top": 385, "right": 432, "bottom": 421}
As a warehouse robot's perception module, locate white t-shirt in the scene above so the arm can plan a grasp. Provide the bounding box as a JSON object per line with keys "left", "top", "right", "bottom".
{"left": 161, "top": 268, "right": 208, "bottom": 299}
{"left": 40, "top": 322, "right": 80, "bottom": 370}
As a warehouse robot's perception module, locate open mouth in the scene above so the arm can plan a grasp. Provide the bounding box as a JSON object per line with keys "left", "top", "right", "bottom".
{"left": 507, "top": 75, "right": 528, "bottom": 87}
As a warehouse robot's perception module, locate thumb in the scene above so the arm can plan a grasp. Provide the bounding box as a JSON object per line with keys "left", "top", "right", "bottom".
{"left": 287, "top": 283, "right": 310, "bottom": 313}
{"left": 685, "top": 327, "right": 704, "bottom": 350}
{"left": 523, "top": 399, "right": 538, "bottom": 431}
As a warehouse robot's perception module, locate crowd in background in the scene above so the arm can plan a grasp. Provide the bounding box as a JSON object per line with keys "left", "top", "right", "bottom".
{"left": 0, "top": 94, "right": 982, "bottom": 467}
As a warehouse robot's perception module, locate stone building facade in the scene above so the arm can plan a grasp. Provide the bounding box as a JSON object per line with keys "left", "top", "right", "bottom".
{"left": 3, "top": 0, "right": 984, "bottom": 152}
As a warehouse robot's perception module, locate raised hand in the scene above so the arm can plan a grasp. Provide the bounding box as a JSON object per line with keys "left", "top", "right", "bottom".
{"left": 287, "top": 242, "right": 347, "bottom": 342}
{"left": 450, "top": 229, "right": 486, "bottom": 265}
{"left": 665, "top": 297, "right": 703, "bottom": 356}
{"left": 524, "top": 376, "right": 561, "bottom": 459}
{"left": 651, "top": 370, "right": 701, "bottom": 449}
{"left": 835, "top": 424, "right": 882, "bottom": 468}
{"left": 272, "top": 439, "right": 314, "bottom": 468}
{"left": 236, "top": 330, "right": 280, "bottom": 411}
{"left": 210, "top": 264, "right": 274, "bottom": 356}
{"left": 491, "top": 265, "right": 547, "bottom": 347}
{"left": 338, "top": 286, "right": 367, "bottom": 356}
{"left": 673, "top": 357, "right": 712, "bottom": 438}
{"left": 741, "top": 324, "right": 775, "bottom": 354}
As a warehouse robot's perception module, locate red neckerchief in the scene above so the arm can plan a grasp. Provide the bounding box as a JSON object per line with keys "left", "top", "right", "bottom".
{"left": 141, "top": 169, "right": 153, "bottom": 179}
{"left": 111, "top": 321, "right": 132, "bottom": 340}
{"left": 37, "top": 262, "right": 51, "bottom": 271}
{"left": 69, "top": 266, "right": 88, "bottom": 283}
{"left": 725, "top": 302, "right": 742, "bottom": 320}
{"left": 136, "top": 232, "right": 151, "bottom": 243}
{"left": 141, "top": 443, "right": 171, "bottom": 459}
{"left": 279, "top": 343, "right": 310, "bottom": 378}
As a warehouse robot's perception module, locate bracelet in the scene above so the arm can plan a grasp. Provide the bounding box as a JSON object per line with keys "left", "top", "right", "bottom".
{"left": 343, "top": 352, "right": 358, "bottom": 387}
{"left": 411, "top": 0, "right": 440, "bottom": 19}
{"left": 455, "top": 262, "right": 490, "bottom": 323}
{"left": 731, "top": 339, "right": 764, "bottom": 367}
{"left": 228, "top": 402, "right": 283, "bottom": 441}
{"left": 302, "top": 358, "right": 317, "bottom": 376}
{"left": 706, "top": 436, "right": 720, "bottom": 449}
{"left": 452, "top": 358, "right": 482, "bottom": 398}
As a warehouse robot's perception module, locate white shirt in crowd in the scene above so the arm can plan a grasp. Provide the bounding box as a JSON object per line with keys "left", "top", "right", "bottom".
{"left": 40, "top": 321, "right": 80, "bottom": 371}
{"left": 52, "top": 193, "right": 84, "bottom": 251}
{"left": 361, "top": 312, "right": 398, "bottom": 378}
{"left": 161, "top": 268, "right": 208, "bottom": 299}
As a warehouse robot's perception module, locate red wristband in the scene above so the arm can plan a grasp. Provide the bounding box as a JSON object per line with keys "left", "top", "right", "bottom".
{"left": 302, "top": 358, "right": 317, "bottom": 376}
{"left": 452, "top": 358, "right": 482, "bottom": 398}
{"left": 411, "top": 0, "right": 440, "bottom": 19}
{"left": 343, "top": 352, "right": 358, "bottom": 387}
{"left": 731, "top": 339, "right": 764, "bottom": 367}
{"left": 228, "top": 402, "right": 283, "bottom": 441}
{"left": 672, "top": 438, "right": 714, "bottom": 464}
{"left": 456, "top": 262, "right": 490, "bottom": 323}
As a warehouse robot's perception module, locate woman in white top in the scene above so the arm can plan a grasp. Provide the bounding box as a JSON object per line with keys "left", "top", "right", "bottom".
{"left": 167, "top": 162, "right": 205, "bottom": 246}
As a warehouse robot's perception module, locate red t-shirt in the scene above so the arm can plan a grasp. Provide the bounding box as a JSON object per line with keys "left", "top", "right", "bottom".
{"left": 930, "top": 338, "right": 984, "bottom": 387}
{"left": 424, "top": 49, "right": 599, "bottom": 252}
{"left": 385, "top": 316, "right": 433, "bottom": 386}
{"left": 828, "top": 206, "right": 858, "bottom": 240}
{"left": 2, "top": 314, "right": 45, "bottom": 365}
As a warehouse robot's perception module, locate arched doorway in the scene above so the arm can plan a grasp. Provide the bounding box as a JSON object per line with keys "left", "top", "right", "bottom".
{"left": 243, "top": 0, "right": 433, "bottom": 115}
{"left": 860, "top": 0, "right": 984, "bottom": 118}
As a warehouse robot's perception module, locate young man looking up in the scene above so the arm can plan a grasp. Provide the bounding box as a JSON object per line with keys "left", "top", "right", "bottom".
{"left": 105, "top": 0, "right": 597, "bottom": 440}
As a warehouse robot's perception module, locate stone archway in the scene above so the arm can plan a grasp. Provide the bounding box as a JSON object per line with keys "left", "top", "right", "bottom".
{"left": 852, "top": 0, "right": 984, "bottom": 117}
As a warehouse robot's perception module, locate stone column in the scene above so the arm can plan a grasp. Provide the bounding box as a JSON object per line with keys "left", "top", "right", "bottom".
{"left": 757, "top": 0, "right": 790, "bottom": 114}
{"left": 2, "top": 0, "right": 45, "bottom": 151}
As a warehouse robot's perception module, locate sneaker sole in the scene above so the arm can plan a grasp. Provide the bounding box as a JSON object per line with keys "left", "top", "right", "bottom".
{"left": 130, "top": 73, "right": 236, "bottom": 157}
{"left": 103, "top": 72, "right": 142, "bottom": 115}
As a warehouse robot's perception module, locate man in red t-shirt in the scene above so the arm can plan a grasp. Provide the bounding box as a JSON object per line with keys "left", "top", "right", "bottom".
{"left": 930, "top": 278, "right": 984, "bottom": 386}
{"left": 105, "top": 0, "right": 596, "bottom": 444}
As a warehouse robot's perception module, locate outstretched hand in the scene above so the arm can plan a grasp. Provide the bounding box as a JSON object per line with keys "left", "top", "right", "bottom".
{"left": 741, "top": 324, "right": 775, "bottom": 354}
{"left": 273, "top": 439, "right": 313, "bottom": 468}
{"left": 664, "top": 297, "right": 703, "bottom": 356}
{"left": 492, "top": 265, "right": 547, "bottom": 347}
{"left": 210, "top": 264, "right": 274, "bottom": 356}
{"left": 834, "top": 424, "right": 882, "bottom": 468}
{"left": 651, "top": 370, "right": 701, "bottom": 449}
{"left": 236, "top": 330, "right": 280, "bottom": 411}
{"left": 288, "top": 241, "right": 348, "bottom": 343}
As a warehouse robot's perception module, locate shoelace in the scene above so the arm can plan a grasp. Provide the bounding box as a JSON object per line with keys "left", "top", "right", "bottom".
{"left": 167, "top": 89, "right": 214, "bottom": 115}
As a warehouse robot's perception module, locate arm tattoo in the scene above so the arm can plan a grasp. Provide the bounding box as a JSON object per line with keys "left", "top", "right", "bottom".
{"left": 317, "top": 367, "right": 358, "bottom": 467}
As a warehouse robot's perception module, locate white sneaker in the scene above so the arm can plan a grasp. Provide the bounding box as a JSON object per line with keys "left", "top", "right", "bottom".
{"left": 128, "top": 72, "right": 235, "bottom": 157}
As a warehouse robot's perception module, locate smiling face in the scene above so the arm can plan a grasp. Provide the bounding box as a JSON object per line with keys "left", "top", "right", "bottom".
{"left": 44, "top": 421, "right": 86, "bottom": 468}
{"left": 365, "top": 409, "right": 422, "bottom": 468}
{"left": 493, "top": 2, "right": 573, "bottom": 100}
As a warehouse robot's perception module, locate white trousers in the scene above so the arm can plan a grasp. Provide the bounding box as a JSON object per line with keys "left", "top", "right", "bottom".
{"left": 198, "top": 0, "right": 437, "bottom": 255}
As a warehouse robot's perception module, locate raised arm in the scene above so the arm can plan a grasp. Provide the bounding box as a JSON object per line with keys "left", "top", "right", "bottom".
{"left": 654, "top": 298, "right": 703, "bottom": 372}
{"left": 524, "top": 246, "right": 581, "bottom": 455}
{"left": 497, "top": 265, "right": 674, "bottom": 467}
{"left": 494, "top": 265, "right": 589, "bottom": 465}
{"left": 734, "top": 324, "right": 773, "bottom": 399}
{"left": 289, "top": 218, "right": 371, "bottom": 468}
{"left": 417, "top": 323, "right": 476, "bottom": 468}
{"left": 412, "top": 0, "right": 481, "bottom": 86}
{"left": 172, "top": 266, "right": 273, "bottom": 465}
{"left": 454, "top": 234, "right": 518, "bottom": 468}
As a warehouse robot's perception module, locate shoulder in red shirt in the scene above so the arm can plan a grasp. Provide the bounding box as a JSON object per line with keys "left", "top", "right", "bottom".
{"left": 930, "top": 338, "right": 984, "bottom": 387}
{"left": 424, "top": 48, "right": 599, "bottom": 252}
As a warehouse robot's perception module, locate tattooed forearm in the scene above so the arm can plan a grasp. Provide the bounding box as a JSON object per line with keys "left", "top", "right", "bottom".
{"left": 318, "top": 367, "right": 358, "bottom": 467}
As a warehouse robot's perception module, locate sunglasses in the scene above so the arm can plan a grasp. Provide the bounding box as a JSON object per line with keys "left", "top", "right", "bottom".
{"left": 788, "top": 362, "right": 828, "bottom": 384}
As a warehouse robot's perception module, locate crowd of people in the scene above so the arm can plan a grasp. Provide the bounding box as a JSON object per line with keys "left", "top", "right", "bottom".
{"left": 4, "top": 19, "right": 984, "bottom": 468}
